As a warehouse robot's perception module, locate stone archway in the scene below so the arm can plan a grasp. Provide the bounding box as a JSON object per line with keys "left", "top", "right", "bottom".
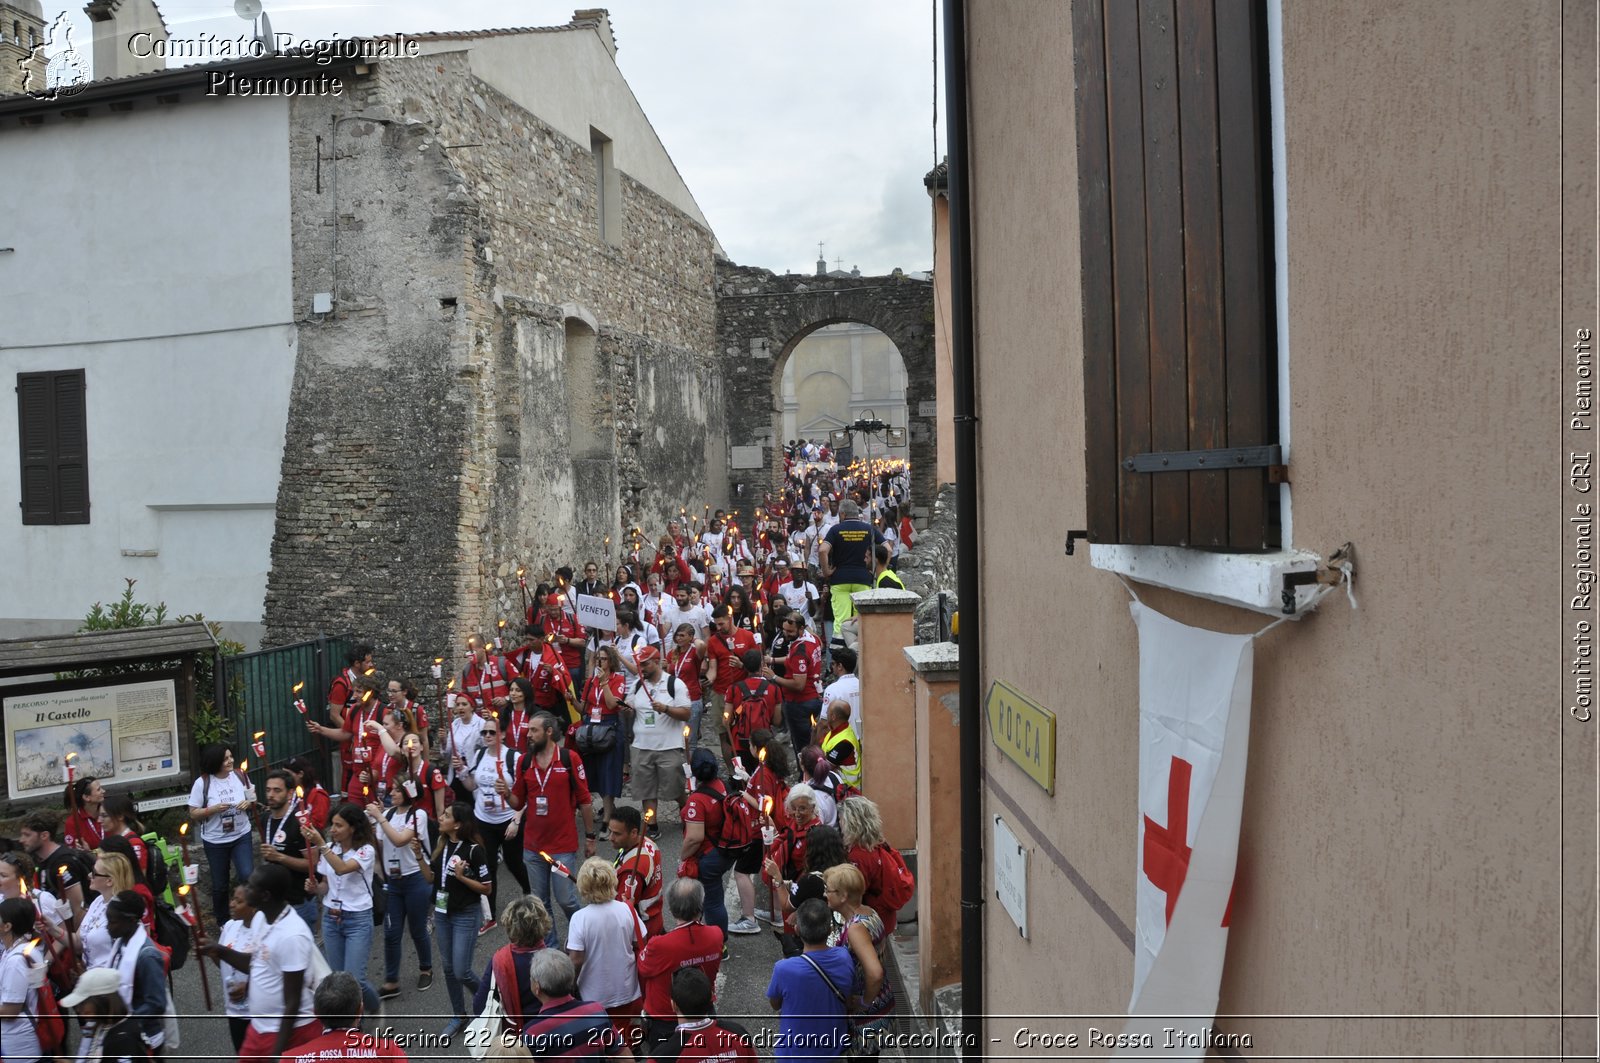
{"left": 715, "top": 261, "right": 936, "bottom": 512}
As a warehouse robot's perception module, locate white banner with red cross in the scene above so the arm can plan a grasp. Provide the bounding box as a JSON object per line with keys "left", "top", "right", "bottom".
{"left": 1118, "top": 601, "right": 1255, "bottom": 1058}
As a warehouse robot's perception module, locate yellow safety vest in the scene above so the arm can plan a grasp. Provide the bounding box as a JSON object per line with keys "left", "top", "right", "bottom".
{"left": 820, "top": 723, "right": 862, "bottom": 787}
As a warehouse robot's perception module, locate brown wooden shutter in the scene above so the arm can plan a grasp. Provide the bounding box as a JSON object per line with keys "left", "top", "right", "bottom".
{"left": 16, "top": 369, "right": 89, "bottom": 525}
{"left": 1073, "top": 0, "right": 1278, "bottom": 550}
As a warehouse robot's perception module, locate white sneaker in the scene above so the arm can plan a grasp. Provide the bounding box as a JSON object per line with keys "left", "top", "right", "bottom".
{"left": 727, "top": 917, "right": 762, "bottom": 935}
{"left": 753, "top": 908, "right": 774, "bottom": 924}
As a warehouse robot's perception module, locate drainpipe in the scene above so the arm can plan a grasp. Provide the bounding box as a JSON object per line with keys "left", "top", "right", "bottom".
{"left": 942, "top": 1, "right": 984, "bottom": 1060}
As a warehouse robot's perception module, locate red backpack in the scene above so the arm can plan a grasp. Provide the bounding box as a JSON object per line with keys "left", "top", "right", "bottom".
{"left": 871, "top": 843, "right": 916, "bottom": 912}
{"left": 29, "top": 977, "right": 67, "bottom": 1054}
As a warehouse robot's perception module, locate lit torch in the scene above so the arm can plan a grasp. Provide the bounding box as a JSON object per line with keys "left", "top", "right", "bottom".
{"left": 177, "top": 884, "right": 214, "bottom": 1008}
{"left": 538, "top": 851, "right": 573, "bottom": 878}
{"left": 252, "top": 731, "right": 267, "bottom": 760}
{"left": 432, "top": 657, "right": 444, "bottom": 680}
{"left": 292, "top": 680, "right": 308, "bottom": 715}
{"left": 496, "top": 619, "right": 506, "bottom": 652}
{"left": 62, "top": 750, "right": 77, "bottom": 785}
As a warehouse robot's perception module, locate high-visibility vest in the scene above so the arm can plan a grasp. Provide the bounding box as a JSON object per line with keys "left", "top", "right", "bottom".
{"left": 821, "top": 723, "right": 862, "bottom": 787}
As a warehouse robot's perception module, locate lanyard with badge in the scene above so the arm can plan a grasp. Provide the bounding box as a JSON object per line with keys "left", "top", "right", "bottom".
{"left": 386, "top": 808, "right": 413, "bottom": 877}
{"left": 436, "top": 840, "right": 462, "bottom": 912}
{"left": 530, "top": 758, "right": 557, "bottom": 818}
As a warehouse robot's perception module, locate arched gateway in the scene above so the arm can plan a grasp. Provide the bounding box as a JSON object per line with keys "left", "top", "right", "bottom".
{"left": 715, "top": 260, "right": 936, "bottom": 512}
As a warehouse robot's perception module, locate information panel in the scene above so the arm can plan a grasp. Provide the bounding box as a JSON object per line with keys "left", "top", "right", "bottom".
{"left": 4, "top": 678, "right": 181, "bottom": 800}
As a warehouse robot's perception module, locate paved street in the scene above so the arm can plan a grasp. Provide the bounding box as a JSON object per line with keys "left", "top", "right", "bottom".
{"left": 155, "top": 788, "right": 789, "bottom": 1062}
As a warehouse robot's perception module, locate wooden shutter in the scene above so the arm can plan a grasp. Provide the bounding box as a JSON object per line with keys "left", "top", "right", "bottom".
{"left": 1073, "top": 0, "right": 1277, "bottom": 550}
{"left": 16, "top": 369, "right": 89, "bottom": 525}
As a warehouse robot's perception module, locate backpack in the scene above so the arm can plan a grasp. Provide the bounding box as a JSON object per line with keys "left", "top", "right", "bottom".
{"left": 871, "top": 843, "right": 916, "bottom": 912}
{"left": 695, "top": 782, "right": 759, "bottom": 852}
{"left": 470, "top": 747, "right": 519, "bottom": 779}
{"left": 151, "top": 898, "right": 191, "bottom": 970}
{"left": 29, "top": 979, "right": 66, "bottom": 1054}
{"left": 138, "top": 831, "right": 176, "bottom": 903}
{"left": 730, "top": 677, "right": 775, "bottom": 734}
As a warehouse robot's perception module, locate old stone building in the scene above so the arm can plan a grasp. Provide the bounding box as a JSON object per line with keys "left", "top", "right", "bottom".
{"left": 0, "top": 11, "right": 725, "bottom": 668}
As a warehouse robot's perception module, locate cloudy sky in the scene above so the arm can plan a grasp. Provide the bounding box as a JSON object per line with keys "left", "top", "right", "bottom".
{"left": 61, "top": 0, "right": 945, "bottom": 275}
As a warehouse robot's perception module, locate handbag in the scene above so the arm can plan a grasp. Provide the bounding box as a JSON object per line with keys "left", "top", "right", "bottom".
{"left": 468, "top": 949, "right": 533, "bottom": 1060}
{"left": 574, "top": 719, "right": 618, "bottom": 755}
{"left": 801, "top": 954, "right": 881, "bottom": 1062}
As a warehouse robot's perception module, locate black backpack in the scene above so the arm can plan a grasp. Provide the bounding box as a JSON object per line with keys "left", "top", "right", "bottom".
{"left": 151, "top": 899, "right": 191, "bottom": 970}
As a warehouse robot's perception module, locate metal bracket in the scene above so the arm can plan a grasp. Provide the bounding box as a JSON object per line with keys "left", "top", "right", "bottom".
{"left": 1124, "top": 444, "right": 1283, "bottom": 473}
{"left": 1064, "top": 530, "right": 1089, "bottom": 556}
{"left": 1280, "top": 542, "right": 1356, "bottom": 614}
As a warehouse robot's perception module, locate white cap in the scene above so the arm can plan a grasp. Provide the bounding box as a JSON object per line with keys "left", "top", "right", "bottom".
{"left": 60, "top": 966, "right": 122, "bottom": 1007}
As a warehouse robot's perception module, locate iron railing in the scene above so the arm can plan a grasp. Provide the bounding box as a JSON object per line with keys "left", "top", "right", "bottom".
{"left": 221, "top": 635, "right": 350, "bottom": 795}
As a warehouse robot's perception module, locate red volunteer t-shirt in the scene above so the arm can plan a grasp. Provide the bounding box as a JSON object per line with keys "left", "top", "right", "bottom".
{"left": 615, "top": 838, "right": 663, "bottom": 937}
{"left": 636, "top": 922, "right": 725, "bottom": 1019}
{"left": 672, "top": 1021, "right": 758, "bottom": 1063}
{"left": 285, "top": 1029, "right": 408, "bottom": 1063}
{"left": 667, "top": 645, "right": 704, "bottom": 701}
{"left": 510, "top": 747, "right": 592, "bottom": 853}
{"left": 782, "top": 634, "right": 821, "bottom": 702}
{"left": 706, "top": 629, "right": 757, "bottom": 697}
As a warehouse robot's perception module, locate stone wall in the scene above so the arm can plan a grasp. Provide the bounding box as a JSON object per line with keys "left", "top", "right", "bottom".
{"left": 715, "top": 261, "right": 936, "bottom": 510}
{"left": 902, "top": 484, "right": 960, "bottom": 644}
{"left": 265, "top": 50, "right": 725, "bottom": 669}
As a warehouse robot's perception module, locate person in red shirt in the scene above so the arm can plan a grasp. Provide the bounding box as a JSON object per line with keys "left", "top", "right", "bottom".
{"left": 385, "top": 678, "right": 432, "bottom": 759}
{"left": 287, "top": 757, "right": 332, "bottom": 831}
{"left": 503, "top": 711, "right": 597, "bottom": 948}
{"left": 665, "top": 624, "right": 706, "bottom": 750}
{"left": 608, "top": 806, "right": 662, "bottom": 937}
{"left": 318, "top": 644, "right": 374, "bottom": 796}
{"left": 764, "top": 614, "right": 822, "bottom": 758}
{"left": 282, "top": 971, "right": 408, "bottom": 1062}
{"left": 653, "top": 968, "right": 754, "bottom": 1063}
{"left": 703, "top": 606, "right": 757, "bottom": 765}
{"left": 461, "top": 637, "right": 520, "bottom": 714}
{"left": 727, "top": 650, "right": 779, "bottom": 759}
{"left": 636, "top": 879, "right": 726, "bottom": 1052}
{"left": 62, "top": 775, "right": 106, "bottom": 850}
{"left": 531, "top": 593, "right": 589, "bottom": 687}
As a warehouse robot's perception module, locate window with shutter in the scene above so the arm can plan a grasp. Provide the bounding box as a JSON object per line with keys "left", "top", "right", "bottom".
{"left": 1073, "top": 0, "right": 1279, "bottom": 551}
{"left": 16, "top": 369, "right": 89, "bottom": 525}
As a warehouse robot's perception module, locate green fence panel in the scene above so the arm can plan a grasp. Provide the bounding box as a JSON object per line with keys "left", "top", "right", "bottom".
{"left": 222, "top": 635, "right": 349, "bottom": 797}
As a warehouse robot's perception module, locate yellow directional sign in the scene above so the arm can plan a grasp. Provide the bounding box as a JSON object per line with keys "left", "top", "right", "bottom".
{"left": 985, "top": 680, "right": 1056, "bottom": 794}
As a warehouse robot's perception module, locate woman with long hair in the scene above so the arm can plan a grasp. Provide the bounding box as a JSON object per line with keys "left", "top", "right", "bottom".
{"left": 667, "top": 623, "right": 706, "bottom": 750}
{"left": 725, "top": 585, "right": 756, "bottom": 634}
{"left": 304, "top": 803, "right": 380, "bottom": 1013}
{"left": 375, "top": 723, "right": 449, "bottom": 821}
{"left": 580, "top": 644, "right": 627, "bottom": 822}
{"left": 96, "top": 794, "right": 147, "bottom": 877}
{"left": 188, "top": 741, "right": 256, "bottom": 924}
{"left": 503, "top": 676, "right": 537, "bottom": 754}
{"left": 456, "top": 710, "right": 531, "bottom": 926}
{"left": 286, "top": 757, "right": 332, "bottom": 832}
{"left": 0, "top": 897, "right": 49, "bottom": 1063}
{"left": 418, "top": 802, "right": 492, "bottom": 1039}
{"left": 386, "top": 677, "right": 431, "bottom": 757}
{"left": 798, "top": 745, "right": 844, "bottom": 827}
{"left": 368, "top": 774, "right": 432, "bottom": 1001}
{"left": 63, "top": 775, "right": 106, "bottom": 850}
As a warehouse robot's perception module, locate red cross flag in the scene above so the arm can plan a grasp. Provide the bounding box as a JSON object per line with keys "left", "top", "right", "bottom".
{"left": 1119, "top": 602, "right": 1255, "bottom": 1058}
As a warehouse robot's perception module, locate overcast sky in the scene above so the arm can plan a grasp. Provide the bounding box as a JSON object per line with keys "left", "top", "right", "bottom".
{"left": 60, "top": 0, "right": 945, "bottom": 275}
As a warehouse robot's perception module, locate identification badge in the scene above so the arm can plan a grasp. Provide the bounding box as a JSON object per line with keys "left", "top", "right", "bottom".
{"left": 274, "top": 830, "right": 287, "bottom": 847}
{"left": 388, "top": 861, "right": 401, "bottom": 877}
{"left": 591, "top": 707, "right": 601, "bottom": 723}
{"left": 644, "top": 711, "right": 657, "bottom": 726}
{"left": 435, "top": 889, "right": 448, "bottom": 913}
{"left": 221, "top": 813, "right": 236, "bottom": 833}
{"left": 534, "top": 795, "right": 550, "bottom": 817}
{"left": 355, "top": 745, "right": 369, "bottom": 763}
{"left": 404, "top": 780, "right": 418, "bottom": 798}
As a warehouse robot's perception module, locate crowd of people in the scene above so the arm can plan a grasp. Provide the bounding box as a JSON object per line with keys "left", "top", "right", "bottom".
{"left": 0, "top": 459, "right": 919, "bottom": 1063}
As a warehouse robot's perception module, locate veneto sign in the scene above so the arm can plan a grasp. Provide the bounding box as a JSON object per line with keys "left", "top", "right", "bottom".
{"left": 984, "top": 680, "right": 1056, "bottom": 794}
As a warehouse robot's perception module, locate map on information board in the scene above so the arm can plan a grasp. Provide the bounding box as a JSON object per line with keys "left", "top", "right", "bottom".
{"left": 3, "top": 678, "right": 182, "bottom": 800}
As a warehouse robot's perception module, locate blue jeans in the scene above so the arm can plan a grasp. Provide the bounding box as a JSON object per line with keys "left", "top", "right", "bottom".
{"left": 697, "top": 847, "right": 729, "bottom": 933}
{"left": 203, "top": 833, "right": 255, "bottom": 925}
{"left": 294, "top": 896, "right": 320, "bottom": 933}
{"left": 523, "top": 849, "right": 580, "bottom": 947}
{"left": 383, "top": 872, "right": 433, "bottom": 981}
{"left": 687, "top": 698, "right": 705, "bottom": 749}
{"left": 323, "top": 908, "right": 380, "bottom": 1013}
{"left": 436, "top": 908, "right": 480, "bottom": 1018}
{"left": 784, "top": 699, "right": 821, "bottom": 759}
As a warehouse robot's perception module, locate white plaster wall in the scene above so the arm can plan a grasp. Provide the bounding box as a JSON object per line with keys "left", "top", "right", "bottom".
{"left": 0, "top": 98, "right": 294, "bottom": 647}
{"left": 416, "top": 30, "right": 713, "bottom": 232}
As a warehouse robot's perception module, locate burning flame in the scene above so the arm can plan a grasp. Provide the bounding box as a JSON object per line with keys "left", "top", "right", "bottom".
{"left": 447, "top": 679, "right": 456, "bottom": 690}
{"left": 682, "top": 725, "right": 691, "bottom": 739}
{"left": 361, "top": 690, "right": 374, "bottom": 703}
{"left": 64, "top": 752, "right": 77, "bottom": 765}
{"left": 758, "top": 747, "right": 768, "bottom": 764}
{"left": 435, "top": 658, "right": 444, "bottom": 666}
{"left": 292, "top": 680, "right": 305, "bottom": 694}
{"left": 363, "top": 668, "right": 376, "bottom": 677}
{"left": 22, "top": 939, "right": 36, "bottom": 959}
{"left": 762, "top": 796, "right": 774, "bottom": 816}
{"left": 644, "top": 808, "right": 655, "bottom": 822}
{"left": 498, "top": 619, "right": 507, "bottom": 631}
{"left": 538, "top": 850, "right": 553, "bottom": 863}
{"left": 295, "top": 785, "right": 305, "bottom": 799}
{"left": 179, "top": 822, "right": 189, "bottom": 837}
{"left": 19, "top": 880, "right": 29, "bottom": 897}
{"left": 516, "top": 567, "right": 525, "bottom": 578}
{"left": 177, "top": 884, "right": 189, "bottom": 899}
{"left": 253, "top": 731, "right": 266, "bottom": 741}
{"left": 239, "top": 760, "right": 250, "bottom": 773}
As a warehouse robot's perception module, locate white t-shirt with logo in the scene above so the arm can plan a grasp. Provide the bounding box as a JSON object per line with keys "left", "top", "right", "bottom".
{"left": 318, "top": 843, "right": 376, "bottom": 913}
{"left": 470, "top": 746, "right": 519, "bottom": 825}
{"left": 779, "top": 580, "right": 820, "bottom": 618}
{"left": 659, "top": 601, "right": 711, "bottom": 639}
{"left": 189, "top": 772, "right": 255, "bottom": 845}
{"left": 379, "top": 806, "right": 430, "bottom": 878}
{"left": 565, "top": 899, "right": 646, "bottom": 1008}
{"left": 628, "top": 673, "right": 691, "bottom": 752}
{"left": 247, "top": 907, "right": 316, "bottom": 1033}
{"left": 822, "top": 673, "right": 863, "bottom": 737}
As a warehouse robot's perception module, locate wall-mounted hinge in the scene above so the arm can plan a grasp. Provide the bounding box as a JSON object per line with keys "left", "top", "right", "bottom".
{"left": 1124, "top": 444, "right": 1282, "bottom": 473}
{"left": 1065, "top": 530, "right": 1089, "bottom": 555}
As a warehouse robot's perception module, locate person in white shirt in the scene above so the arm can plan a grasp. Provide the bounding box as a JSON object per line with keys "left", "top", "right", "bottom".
{"left": 455, "top": 716, "right": 530, "bottom": 925}
{"left": 202, "top": 864, "right": 321, "bottom": 1060}
{"left": 0, "top": 896, "right": 48, "bottom": 1062}
{"left": 188, "top": 742, "right": 258, "bottom": 926}
{"left": 820, "top": 647, "right": 863, "bottom": 738}
{"left": 627, "top": 645, "right": 692, "bottom": 825}
{"left": 218, "top": 883, "right": 262, "bottom": 1051}
{"left": 566, "top": 858, "right": 646, "bottom": 1013}
{"left": 303, "top": 804, "right": 379, "bottom": 1015}
{"left": 609, "top": 607, "right": 660, "bottom": 677}
{"left": 444, "top": 696, "right": 485, "bottom": 789}
{"left": 368, "top": 782, "right": 432, "bottom": 1000}
{"left": 777, "top": 567, "right": 821, "bottom": 623}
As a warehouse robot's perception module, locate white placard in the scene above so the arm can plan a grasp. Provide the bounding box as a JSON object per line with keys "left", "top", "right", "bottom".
{"left": 575, "top": 594, "right": 618, "bottom": 631}
{"left": 993, "top": 813, "right": 1028, "bottom": 938}
{"left": 730, "top": 445, "right": 765, "bottom": 470}
{"left": 918, "top": 400, "right": 938, "bottom": 417}
{"left": 4, "top": 678, "right": 182, "bottom": 800}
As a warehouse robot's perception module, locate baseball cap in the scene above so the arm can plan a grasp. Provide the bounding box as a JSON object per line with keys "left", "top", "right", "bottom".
{"left": 60, "top": 967, "right": 122, "bottom": 1007}
{"left": 545, "top": 593, "right": 564, "bottom": 606}
{"left": 634, "top": 645, "right": 661, "bottom": 664}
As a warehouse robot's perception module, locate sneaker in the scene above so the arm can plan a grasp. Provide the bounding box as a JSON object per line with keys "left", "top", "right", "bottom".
{"left": 417, "top": 970, "right": 433, "bottom": 991}
{"left": 441, "top": 1016, "right": 467, "bottom": 1040}
{"left": 721, "top": 942, "right": 730, "bottom": 961}
{"left": 727, "top": 917, "right": 761, "bottom": 935}
{"left": 379, "top": 984, "right": 401, "bottom": 1001}
{"left": 754, "top": 908, "right": 773, "bottom": 924}
{"left": 479, "top": 919, "right": 497, "bottom": 936}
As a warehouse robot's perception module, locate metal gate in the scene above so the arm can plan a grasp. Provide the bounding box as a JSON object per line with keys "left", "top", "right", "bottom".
{"left": 221, "top": 635, "right": 350, "bottom": 796}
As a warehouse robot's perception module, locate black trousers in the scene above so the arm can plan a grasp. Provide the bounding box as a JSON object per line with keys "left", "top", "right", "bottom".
{"left": 476, "top": 815, "right": 531, "bottom": 917}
